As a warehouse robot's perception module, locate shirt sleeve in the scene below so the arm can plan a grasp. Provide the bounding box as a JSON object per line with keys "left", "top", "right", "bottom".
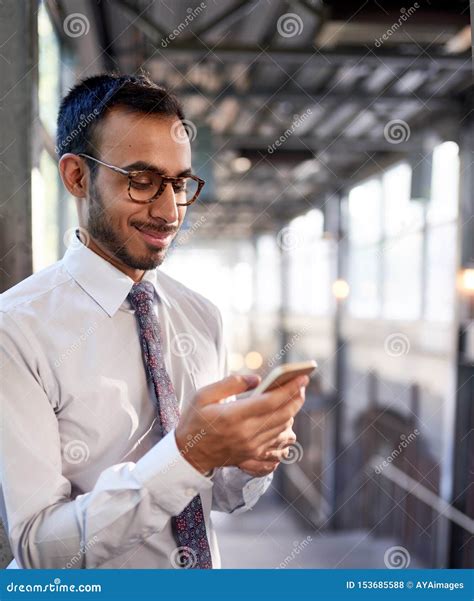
{"left": 0, "top": 311, "right": 213, "bottom": 569}
{"left": 211, "top": 467, "right": 273, "bottom": 513}
{"left": 209, "top": 305, "right": 274, "bottom": 514}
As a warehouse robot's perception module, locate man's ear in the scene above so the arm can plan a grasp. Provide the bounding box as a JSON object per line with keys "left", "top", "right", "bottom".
{"left": 58, "top": 153, "right": 89, "bottom": 198}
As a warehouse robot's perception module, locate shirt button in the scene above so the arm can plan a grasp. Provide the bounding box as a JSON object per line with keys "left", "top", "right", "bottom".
{"left": 185, "top": 488, "right": 196, "bottom": 497}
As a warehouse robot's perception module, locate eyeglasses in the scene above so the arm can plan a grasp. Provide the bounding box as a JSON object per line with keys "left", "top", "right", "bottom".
{"left": 78, "top": 153, "right": 205, "bottom": 206}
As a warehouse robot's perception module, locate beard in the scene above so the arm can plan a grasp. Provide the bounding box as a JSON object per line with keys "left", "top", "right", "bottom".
{"left": 86, "top": 182, "right": 171, "bottom": 270}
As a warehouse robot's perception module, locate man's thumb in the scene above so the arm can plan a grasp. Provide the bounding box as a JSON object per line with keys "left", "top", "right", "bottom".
{"left": 195, "top": 374, "right": 260, "bottom": 406}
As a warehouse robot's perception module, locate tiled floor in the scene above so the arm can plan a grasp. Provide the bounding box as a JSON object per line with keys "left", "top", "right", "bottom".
{"left": 213, "top": 491, "right": 424, "bottom": 569}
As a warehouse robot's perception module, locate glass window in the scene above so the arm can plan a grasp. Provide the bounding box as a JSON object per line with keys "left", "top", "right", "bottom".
{"left": 287, "top": 209, "right": 332, "bottom": 316}
{"left": 255, "top": 235, "right": 281, "bottom": 312}
{"left": 427, "top": 141, "right": 459, "bottom": 225}
{"left": 32, "top": 151, "right": 60, "bottom": 272}
{"left": 425, "top": 224, "right": 457, "bottom": 322}
{"left": 347, "top": 246, "right": 380, "bottom": 318}
{"left": 382, "top": 232, "right": 423, "bottom": 320}
{"left": 34, "top": 3, "right": 62, "bottom": 270}
{"left": 348, "top": 179, "right": 383, "bottom": 246}
{"left": 383, "top": 162, "right": 423, "bottom": 237}
{"left": 38, "top": 3, "right": 60, "bottom": 137}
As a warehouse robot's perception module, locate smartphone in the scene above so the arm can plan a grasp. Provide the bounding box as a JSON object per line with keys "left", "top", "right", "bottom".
{"left": 251, "top": 360, "right": 317, "bottom": 395}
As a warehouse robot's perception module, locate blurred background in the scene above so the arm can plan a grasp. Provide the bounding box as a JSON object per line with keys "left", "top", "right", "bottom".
{"left": 0, "top": 0, "right": 473, "bottom": 569}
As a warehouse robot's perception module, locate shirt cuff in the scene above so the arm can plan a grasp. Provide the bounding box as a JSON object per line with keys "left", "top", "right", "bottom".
{"left": 134, "top": 430, "right": 213, "bottom": 516}
{"left": 242, "top": 473, "right": 273, "bottom": 508}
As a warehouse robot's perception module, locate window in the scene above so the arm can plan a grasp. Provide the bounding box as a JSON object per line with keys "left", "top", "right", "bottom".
{"left": 255, "top": 235, "right": 281, "bottom": 312}
{"left": 382, "top": 162, "right": 423, "bottom": 320}
{"left": 427, "top": 142, "right": 459, "bottom": 225}
{"left": 425, "top": 142, "right": 459, "bottom": 321}
{"left": 346, "top": 145, "right": 459, "bottom": 323}
{"left": 347, "top": 178, "right": 383, "bottom": 318}
{"left": 33, "top": 3, "right": 62, "bottom": 271}
{"left": 286, "top": 209, "right": 333, "bottom": 316}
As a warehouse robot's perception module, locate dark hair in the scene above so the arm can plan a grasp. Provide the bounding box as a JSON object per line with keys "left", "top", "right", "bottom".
{"left": 55, "top": 72, "right": 186, "bottom": 164}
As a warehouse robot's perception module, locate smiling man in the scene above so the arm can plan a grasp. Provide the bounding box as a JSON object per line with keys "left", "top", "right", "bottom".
{"left": 0, "top": 73, "right": 308, "bottom": 569}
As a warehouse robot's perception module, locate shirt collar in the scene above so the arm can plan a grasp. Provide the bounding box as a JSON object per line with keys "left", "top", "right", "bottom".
{"left": 62, "top": 229, "right": 171, "bottom": 317}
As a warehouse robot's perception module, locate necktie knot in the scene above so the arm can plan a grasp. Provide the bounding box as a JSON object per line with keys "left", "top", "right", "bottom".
{"left": 128, "top": 281, "right": 155, "bottom": 310}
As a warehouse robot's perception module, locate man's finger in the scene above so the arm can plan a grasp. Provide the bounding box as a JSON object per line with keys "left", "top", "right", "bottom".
{"left": 237, "top": 375, "right": 309, "bottom": 418}
{"left": 194, "top": 374, "right": 261, "bottom": 406}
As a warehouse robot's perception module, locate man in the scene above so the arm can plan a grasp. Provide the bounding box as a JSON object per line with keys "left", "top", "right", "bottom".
{"left": 0, "top": 73, "right": 308, "bottom": 569}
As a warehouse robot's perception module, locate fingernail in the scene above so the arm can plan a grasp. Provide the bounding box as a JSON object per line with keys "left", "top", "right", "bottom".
{"left": 242, "top": 374, "right": 260, "bottom": 389}
{"left": 296, "top": 375, "right": 308, "bottom": 387}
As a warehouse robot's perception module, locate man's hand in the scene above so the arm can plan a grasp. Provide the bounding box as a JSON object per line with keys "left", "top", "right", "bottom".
{"left": 238, "top": 416, "right": 297, "bottom": 476}
{"left": 175, "top": 374, "right": 309, "bottom": 474}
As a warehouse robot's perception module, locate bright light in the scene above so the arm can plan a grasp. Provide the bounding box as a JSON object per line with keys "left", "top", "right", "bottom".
{"left": 231, "top": 262, "right": 253, "bottom": 312}
{"left": 232, "top": 157, "right": 252, "bottom": 173}
{"left": 245, "top": 351, "right": 263, "bottom": 370}
{"left": 458, "top": 268, "right": 474, "bottom": 295}
{"left": 332, "top": 279, "right": 350, "bottom": 299}
{"left": 229, "top": 352, "right": 244, "bottom": 371}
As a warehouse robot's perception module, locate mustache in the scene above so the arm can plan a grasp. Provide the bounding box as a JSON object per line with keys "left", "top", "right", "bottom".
{"left": 133, "top": 223, "right": 178, "bottom": 235}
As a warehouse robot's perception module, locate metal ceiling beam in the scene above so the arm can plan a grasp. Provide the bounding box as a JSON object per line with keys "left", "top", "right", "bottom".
{"left": 177, "top": 88, "right": 461, "bottom": 106}
{"left": 114, "top": 2, "right": 471, "bottom": 70}
{"left": 115, "top": 0, "right": 168, "bottom": 42}
{"left": 191, "top": 0, "right": 258, "bottom": 38}
{"left": 215, "top": 135, "right": 424, "bottom": 153}
{"left": 145, "top": 44, "right": 471, "bottom": 70}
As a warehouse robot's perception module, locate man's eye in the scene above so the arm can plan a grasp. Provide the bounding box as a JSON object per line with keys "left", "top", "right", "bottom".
{"left": 130, "top": 177, "right": 153, "bottom": 189}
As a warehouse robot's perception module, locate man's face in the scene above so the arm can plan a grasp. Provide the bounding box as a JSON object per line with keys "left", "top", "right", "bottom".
{"left": 84, "top": 107, "right": 191, "bottom": 271}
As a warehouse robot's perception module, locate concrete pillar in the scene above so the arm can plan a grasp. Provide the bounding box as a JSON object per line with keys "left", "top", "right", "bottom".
{"left": 0, "top": 0, "right": 38, "bottom": 292}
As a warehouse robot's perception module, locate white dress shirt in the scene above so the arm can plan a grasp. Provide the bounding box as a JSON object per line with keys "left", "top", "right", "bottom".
{"left": 0, "top": 231, "right": 272, "bottom": 569}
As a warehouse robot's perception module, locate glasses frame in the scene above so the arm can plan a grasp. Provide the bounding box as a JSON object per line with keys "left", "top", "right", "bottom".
{"left": 78, "top": 153, "right": 205, "bottom": 206}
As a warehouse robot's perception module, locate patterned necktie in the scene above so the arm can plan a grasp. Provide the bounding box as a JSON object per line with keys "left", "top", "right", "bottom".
{"left": 128, "top": 281, "right": 212, "bottom": 569}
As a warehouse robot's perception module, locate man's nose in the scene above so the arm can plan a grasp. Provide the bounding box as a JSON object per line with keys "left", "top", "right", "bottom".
{"left": 149, "top": 182, "right": 179, "bottom": 224}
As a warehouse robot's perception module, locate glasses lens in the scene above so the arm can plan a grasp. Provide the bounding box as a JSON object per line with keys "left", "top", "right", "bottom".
{"left": 128, "top": 174, "right": 200, "bottom": 204}
{"left": 129, "top": 172, "right": 159, "bottom": 202}
{"left": 174, "top": 177, "right": 199, "bottom": 205}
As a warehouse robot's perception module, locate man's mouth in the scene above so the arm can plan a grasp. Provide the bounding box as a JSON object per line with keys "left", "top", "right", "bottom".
{"left": 133, "top": 225, "right": 175, "bottom": 249}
